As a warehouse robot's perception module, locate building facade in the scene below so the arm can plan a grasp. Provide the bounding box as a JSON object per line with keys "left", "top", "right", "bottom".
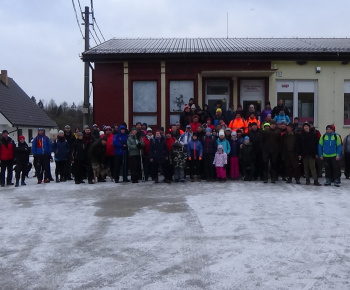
{"left": 83, "top": 38, "right": 350, "bottom": 136}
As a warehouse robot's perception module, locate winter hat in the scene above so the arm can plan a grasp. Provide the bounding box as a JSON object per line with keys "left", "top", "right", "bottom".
{"left": 175, "top": 121, "right": 180, "bottom": 126}
{"left": 219, "top": 129, "right": 225, "bottom": 136}
{"left": 251, "top": 122, "right": 258, "bottom": 127}
{"left": 262, "top": 123, "right": 270, "bottom": 130}
{"left": 186, "top": 125, "right": 191, "bottom": 129}
{"left": 231, "top": 131, "right": 237, "bottom": 136}
{"left": 2, "top": 129, "right": 8, "bottom": 134}
{"left": 18, "top": 135, "right": 25, "bottom": 140}
{"left": 131, "top": 127, "right": 137, "bottom": 131}
{"left": 119, "top": 125, "right": 126, "bottom": 130}
{"left": 83, "top": 125, "right": 89, "bottom": 130}
{"left": 92, "top": 124, "right": 98, "bottom": 128}
{"left": 281, "top": 121, "right": 288, "bottom": 125}
{"left": 101, "top": 136, "right": 108, "bottom": 141}
{"left": 192, "top": 115, "right": 199, "bottom": 119}
{"left": 225, "top": 127, "right": 231, "bottom": 131}
{"left": 77, "top": 132, "right": 83, "bottom": 137}
{"left": 146, "top": 127, "right": 152, "bottom": 132}
{"left": 184, "top": 104, "right": 190, "bottom": 110}
{"left": 65, "top": 125, "right": 71, "bottom": 130}
{"left": 244, "top": 136, "right": 250, "bottom": 141}
{"left": 326, "top": 125, "right": 333, "bottom": 131}
{"left": 58, "top": 130, "right": 64, "bottom": 134}
{"left": 104, "top": 126, "right": 112, "bottom": 131}
{"left": 303, "top": 122, "right": 311, "bottom": 128}
{"left": 192, "top": 132, "right": 198, "bottom": 138}
{"left": 287, "top": 123, "right": 293, "bottom": 128}
{"left": 160, "top": 127, "right": 165, "bottom": 132}
{"left": 38, "top": 128, "right": 44, "bottom": 131}
{"left": 216, "top": 108, "right": 222, "bottom": 113}
{"left": 191, "top": 104, "right": 196, "bottom": 109}
{"left": 217, "top": 145, "right": 223, "bottom": 149}
{"left": 206, "top": 127, "right": 212, "bottom": 132}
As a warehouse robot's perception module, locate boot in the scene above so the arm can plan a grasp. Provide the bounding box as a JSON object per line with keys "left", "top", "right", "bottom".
{"left": 286, "top": 178, "right": 292, "bottom": 184}
{"left": 15, "top": 179, "right": 19, "bottom": 187}
{"left": 296, "top": 179, "right": 301, "bottom": 184}
{"left": 324, "top": 179, "right": 331, "bottom": 186}
{"left": 314, "top": 180, "right": 321, "bottom": 186}
{"left": 334, "top": 179, "right": 340, "bottom": 187}
{"left": 306, "top": 179, "right": 310, "bottom": 185}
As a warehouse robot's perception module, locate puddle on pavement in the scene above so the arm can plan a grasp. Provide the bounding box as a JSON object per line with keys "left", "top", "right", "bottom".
{"left": 14, "top": 197, "right": 35, "bottom": 208}
{"left": 93, "top": 195, "right": 187, "bottom": 218}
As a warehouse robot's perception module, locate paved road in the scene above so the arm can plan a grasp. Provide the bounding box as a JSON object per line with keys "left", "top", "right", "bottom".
{"left": 1, "top": 178, "right": 350, "bottom": 289}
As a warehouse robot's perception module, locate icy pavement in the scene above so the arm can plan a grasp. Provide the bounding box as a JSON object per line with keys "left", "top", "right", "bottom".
{"left": 1, "top": 175, "right": 350, "bottom": 290}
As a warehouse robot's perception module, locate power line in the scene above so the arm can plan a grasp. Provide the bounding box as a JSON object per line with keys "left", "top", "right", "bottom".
{"left": 77, "top": 0, "right": 84, "bottom": 20}
{"left": 71, "top": 0, "right": 84, "bottom": 39}
{"left": 89, "top": 30, "right": 99, "bottom": 47}
{"left": 91, "top": 25, "right": 102, "bottom": 44}
{"left": 91, "top": 0, "right": 106, "bottom": 42}
{"left": 93, "top": 18, "right": 106, "bottom": 42}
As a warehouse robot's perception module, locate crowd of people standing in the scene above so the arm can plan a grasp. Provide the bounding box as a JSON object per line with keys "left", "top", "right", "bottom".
{"left": 0, "top": 99, "right": 349, "bottom": 187}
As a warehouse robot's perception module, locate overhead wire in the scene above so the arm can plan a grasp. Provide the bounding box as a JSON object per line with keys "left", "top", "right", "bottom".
{"left": 77, "top": 0, "right": 85, "bottom": 20}
{"left": 71, "top": 0, "right": 84, "bottom": 39}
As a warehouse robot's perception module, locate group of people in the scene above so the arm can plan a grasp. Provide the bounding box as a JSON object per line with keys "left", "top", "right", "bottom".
{"left": 0, "top": 99, "right": 348, "bottom": 187}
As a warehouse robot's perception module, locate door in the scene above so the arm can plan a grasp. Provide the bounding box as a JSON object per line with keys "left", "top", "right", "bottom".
{"left": 205, "top": 80, "right": 230, "bottom": 111}
{"left": 240, "top": 80, "right": 265, "bottom": 117}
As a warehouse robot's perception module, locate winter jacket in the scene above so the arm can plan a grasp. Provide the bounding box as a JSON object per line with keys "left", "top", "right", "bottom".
{"left": 239, "top": 143, "right": 255, "bottom": 165}
{"left": 180, "top": 111, "right": 193, "bottom": 130}
{"left": 52, "top": 137, "right": 70, "bottom": 161}
{"left": 272, "top": 104, "right": 290, "bottom": 119}
{"left": 0, "top": 136, "right": 15, "bottom": 161}
{"left": 32, "top": 134, "right": 51, "bottom": 156}
{"left": 127, "top": 134, "right": 145, "bottom": 156}
{"left": 261, "top": 128, "right": 281, "bottom": 154}
{"left": 149, "top": 136, "right": 168, "bottom": 164}
{"left": 171, "top": 142, "right": 187, "bottom": 168}
{"left": 318, "top": 133, "right": 342, "bottom": 158}
{"left": 88, "top": 138, "right": 106, "bottom": 164}
{"left": 245, "top": 116, "right": 260, "bottom": 128}
{"left": 100, "top": 133, "right": 114, "bottom": 156}
{"left": 82, "top": 132, "right": 95, "bottom": 155}
{"left": 297, "top": 131, "right": 318, "bottom": 157}
{"left": 228, "top": 118, "right": 247, "bottom": 133}
{"left": 343, "top": 135, "right": 350, "bottom": 155}
{"left": 179, "top": 132, "right": 193, "bottom": 147}
{"left": 216, "top": 138, "right": 231, "bottom": 154}
{"left": 71, "top": 139, "right": 87, "bottom": 161}
{"left": 228, "top": 139, "right": 240, "bottom": 157}
{"left": 201, "top": 135, "right": 217, "bottom": 155}
{"left": 165, "top": 136, "right": 176, "bottom": 153}
{"left": 15, "top": 142, "right": 30, "bottom": 164}
{"left": 190, "top": 121, "right": 201, "bottom": 133}
{"left": 273, "top": 113, "right": 291, "bottom": 124}
{"left": 213, "top": 151, "right": 227, "bottom": 167}
{"left": 249, "top": 129, "right": 262, "bottom": 154}
{"left": 64, "top": 131, "right": 75, "bottom": 150}
{"left": 260, "top": 108, "right": 272, "bottom": 123}
{"left": 113, "top": 127, "right": 129, "bottom": 156}
{"left": 187, "top": 139, "right": 203, "bottom": 159}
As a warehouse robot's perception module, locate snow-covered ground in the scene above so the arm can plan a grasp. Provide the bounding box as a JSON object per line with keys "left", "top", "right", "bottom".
{"left": 1, "top": 171, "right": 350, "bottom": 289}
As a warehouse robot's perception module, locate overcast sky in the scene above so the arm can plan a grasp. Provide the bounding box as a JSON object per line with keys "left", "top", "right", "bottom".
{"left": 1, "top": 0, "right": 350, "bottom": 107}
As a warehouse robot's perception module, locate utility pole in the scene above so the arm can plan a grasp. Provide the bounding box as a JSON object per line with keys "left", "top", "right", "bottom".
{"left": 83, "top": 6, "right": 91, "bottom": 126}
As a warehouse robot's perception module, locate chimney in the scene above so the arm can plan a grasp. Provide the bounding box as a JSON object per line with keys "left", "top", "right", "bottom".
{"left": 1, "top": 70, "right": 8, "bottom": 86}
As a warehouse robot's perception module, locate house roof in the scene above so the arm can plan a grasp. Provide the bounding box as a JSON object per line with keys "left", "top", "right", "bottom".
{"left": 82, "top": 38, "right": 350, "bottom": 62}
{"left": 0, "top": 74, "right": 57, "bottom": 128}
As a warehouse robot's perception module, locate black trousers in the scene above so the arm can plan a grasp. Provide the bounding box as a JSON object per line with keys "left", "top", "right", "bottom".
{"left": 285, "top": 152, "right": 300, "bottom": 180}
{"left": 0, "top": 159, "right": 13, "bottom": 185}
{"left": 55, "top": 160, "right": 65, "bottom": 179}
{"left": 262, "top": 151, "right": 278, "bottom": 181}
{"left": 203, "top": 153, "right": 215, "bottom": 179}
{"left": 324, "top": 156, "right": 341, "bottom": 181}
{"left": 114, "top": 153, "right": 129, "bottom": 181}
{"left": 129, "top": 155, "right": 141, "bottom": 182}
{"left": 74, "top": 160, "right": 86, "bottom": 182}
{"left": 34, "top": 155, "right": 51, "bottom": 181}
{"left": 189, "top": 159, "right": 201, "bottom": 177}
{"left": 344, "top": 152, "right": 350, "bottom": 178}
{"left": 15, "top": 162, "right": 27, "bottom": 182}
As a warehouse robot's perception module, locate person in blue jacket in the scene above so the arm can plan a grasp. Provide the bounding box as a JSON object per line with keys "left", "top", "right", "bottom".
{"left": 187, "top": 133, "right": 203, "bottom": 182}
{"left": 51, "top": 130, "right": 70, "bottom": 182}
{"left": 113, "top": 125, "right": 129, "bottom": 183}
{"left": 32, "top": 128, "right": 52, "bottom": 184}
{"left": 318, "top": 125, "right": 342, "bottom": 186}
{"left": 273, "top": 108, "right": 291, "bottom": 124}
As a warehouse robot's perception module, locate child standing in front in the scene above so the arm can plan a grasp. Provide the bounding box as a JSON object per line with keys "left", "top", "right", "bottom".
{"left": 213, "top": 144, "right": 228, "bottom": 181}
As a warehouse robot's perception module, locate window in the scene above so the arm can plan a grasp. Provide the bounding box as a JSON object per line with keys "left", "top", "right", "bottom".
{"left": 276, "top": 80, "right": 317, "bottom": 123}
{"left": 344, "top": 81, "right": 350, "bottom": 125}
{"left": 28, "top": 129, "right": 33, "bottom": 142}
{"left": 169, "top": 80, "right": 194, "bottom": 125}
{"left": 132, "top": 81, "right": 157, "bottom": 126}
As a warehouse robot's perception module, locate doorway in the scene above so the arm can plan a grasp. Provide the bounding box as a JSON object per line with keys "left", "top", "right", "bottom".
{"left": 205, "top": 80, "right": 230, "bottom": 112}
{"left": 240, "top": 80, "right": 265, "bottom": 117}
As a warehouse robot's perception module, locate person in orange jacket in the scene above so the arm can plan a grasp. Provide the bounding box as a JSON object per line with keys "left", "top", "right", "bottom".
{"left": 228, "top": 112, "right": 247, "bottom": 133}
{"left": 245, "top": 112, "right": 261, "bottom": 132}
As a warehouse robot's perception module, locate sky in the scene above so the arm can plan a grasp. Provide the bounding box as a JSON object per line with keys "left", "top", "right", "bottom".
{"left": 1, "top": 0, "right": 350, "bottom": 107}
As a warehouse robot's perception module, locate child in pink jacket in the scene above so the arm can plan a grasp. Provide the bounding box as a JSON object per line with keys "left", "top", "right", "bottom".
{"left": 213, "top": 144, "right": 228, "bottom": 181}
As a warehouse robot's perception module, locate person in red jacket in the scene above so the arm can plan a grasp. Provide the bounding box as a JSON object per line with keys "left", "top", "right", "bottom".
{"left": 100, "top": 126, "right": 114, "bottom": 181}
{"left": 0, "top": 130, "right": 16, "bottom": 187}
{"left": 190, "top": 115, "right": 201, "bottom": 133}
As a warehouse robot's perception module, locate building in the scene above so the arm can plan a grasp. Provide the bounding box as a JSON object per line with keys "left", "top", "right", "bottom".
{"left": 0, "top": 70, "right": 57, "bottom": 142}
{"left": 82, "top": 38, "right": 350, "bottom": 136}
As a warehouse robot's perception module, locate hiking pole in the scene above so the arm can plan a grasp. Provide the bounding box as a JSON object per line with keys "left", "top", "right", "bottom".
{"left": 140, "top": 149, "right": 145, "bottom": 182}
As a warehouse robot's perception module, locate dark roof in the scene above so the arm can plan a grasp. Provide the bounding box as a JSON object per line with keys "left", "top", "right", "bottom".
{"left": 0, "top": 75, "right": 57, "bottom": 128}
{"left": 82, "top": 38, "right": 350, "bottom": 62}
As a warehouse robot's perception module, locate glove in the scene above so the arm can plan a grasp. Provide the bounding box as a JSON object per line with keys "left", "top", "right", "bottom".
{"left": 199, "top": 157, "right": 202, "bottom": 161}
{"left": 136, "top": 143, "right": 142, "bottom": 149}
{"left": 188, "top": 157, "right": 192, "bottom": 160}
